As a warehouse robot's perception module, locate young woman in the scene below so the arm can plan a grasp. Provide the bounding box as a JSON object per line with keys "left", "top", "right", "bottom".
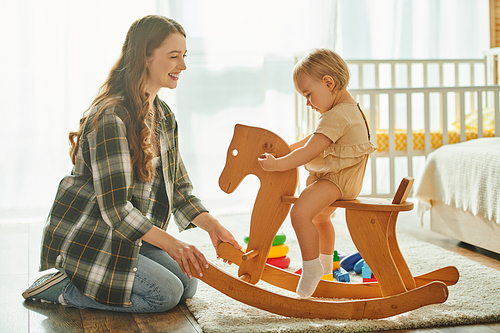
{"left": 258, "top": 48, "right": 376, "bottom": 298}
{"left": 22, "top": 15, "right": 240, "bottom": 312}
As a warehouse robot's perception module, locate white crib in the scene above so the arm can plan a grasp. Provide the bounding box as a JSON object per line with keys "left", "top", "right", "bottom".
{"left": 295, "top": 49, "right": 500, "bottom": 197}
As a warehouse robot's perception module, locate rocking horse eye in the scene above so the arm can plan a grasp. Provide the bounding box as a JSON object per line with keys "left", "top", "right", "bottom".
{"left": 232, "top": 149, "right": 239, "bottom": 157}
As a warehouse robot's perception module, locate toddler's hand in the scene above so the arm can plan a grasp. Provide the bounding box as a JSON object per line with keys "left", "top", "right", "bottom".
{"left": 258, "top": 153, "right": 278, "bottom": 171}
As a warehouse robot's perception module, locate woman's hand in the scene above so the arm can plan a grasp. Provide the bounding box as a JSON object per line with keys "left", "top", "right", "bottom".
{"left": 258, "top": 153, "right": 278, "bottom": 171}
{"left": 142, "top": 226, "right": 208, "bottom": 279}
{"left": 207, "top": 221, "right": 241, "bottom": 252}
{"left": 192, "top": 212, "right": 242, "bottom": 263}
{"left": 163, "top": 237, "right": 209, "bottom": 279}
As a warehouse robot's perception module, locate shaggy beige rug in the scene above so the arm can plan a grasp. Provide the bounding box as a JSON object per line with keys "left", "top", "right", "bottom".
{"left": 186, "top": 233, "right": 500, "bottom": 333}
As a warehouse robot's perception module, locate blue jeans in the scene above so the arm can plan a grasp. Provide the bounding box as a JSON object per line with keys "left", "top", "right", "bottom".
{"left": 61, "top": 242, "right": 198, "bottom": 312}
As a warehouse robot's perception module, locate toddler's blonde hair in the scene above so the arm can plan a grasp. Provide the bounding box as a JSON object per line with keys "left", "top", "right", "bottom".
{"left": 293, "top": 48, "right": 350, "bottom": 92}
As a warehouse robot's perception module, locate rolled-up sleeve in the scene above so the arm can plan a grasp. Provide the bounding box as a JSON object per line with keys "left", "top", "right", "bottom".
{"left": 88, "top": 110, "right": 154, "bottom": 241}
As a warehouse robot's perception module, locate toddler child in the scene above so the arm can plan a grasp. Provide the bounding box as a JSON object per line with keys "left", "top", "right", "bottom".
{"left": 258, "top": 48, "right": 376, "bottom": 298}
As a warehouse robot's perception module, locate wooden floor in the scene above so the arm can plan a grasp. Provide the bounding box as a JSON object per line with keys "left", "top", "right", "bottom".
{"left": 2, "top": 201, "right": 500, "bottom": 332}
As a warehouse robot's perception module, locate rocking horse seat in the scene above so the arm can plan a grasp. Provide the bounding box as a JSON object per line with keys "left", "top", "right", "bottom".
{"left": 281, "top": 196, "right": 414, "bottom": 211}
{"left": 282, "top": 174, "right": 415, "bottom": 211}
{"left": 281, "top": 171, "right": 415, "bottom": 212}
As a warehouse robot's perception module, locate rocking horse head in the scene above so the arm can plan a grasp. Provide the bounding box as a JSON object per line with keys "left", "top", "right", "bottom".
{"left": 219, "top": 124, "right": 298, "bottom": 284}
{"left": 219, "top": 124, "right": 289, "bottom": 193}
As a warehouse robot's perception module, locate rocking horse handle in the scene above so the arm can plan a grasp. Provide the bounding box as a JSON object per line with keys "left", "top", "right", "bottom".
{"left": 392, "top": 176, "right": 414, "bottom": 204}
{"left": 259, "top": 152, "right": 277, "bottom": 158}
{"left": 242, "top": 249, "right": 259, "bottom": 261}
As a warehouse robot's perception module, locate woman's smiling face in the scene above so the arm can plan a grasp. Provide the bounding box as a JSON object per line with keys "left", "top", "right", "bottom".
{"left": 146, "top": 32, "right": 187, "bottom": 92}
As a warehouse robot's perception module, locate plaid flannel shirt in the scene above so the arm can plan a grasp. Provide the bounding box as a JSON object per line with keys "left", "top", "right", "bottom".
{"left": 40, "top": 98, "right": 207, "bottom": 307}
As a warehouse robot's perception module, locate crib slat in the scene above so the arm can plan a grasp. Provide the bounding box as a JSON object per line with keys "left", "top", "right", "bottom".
{"left": 407, "top": 63, "right": 412, "bottom": 87}
{"left": 485, "top": 55, "right": 492, "bottom": 85}
{"left": 424, "top": 92, "right": 431, "bottom": 156}
{"left": 495, "top": 92, "right": 500, "bottom": 137}
{"left": 370, "top": 93, "right": 377, "bottom": 196}
{"left": 423, "top": 63, "right": 428, "bottom": 88}
{"left": 442, "top": 92, "right": 449, "bottom": 146}
{"left": 496, "top": 56, "right": 499, "bottom": 85}
{"left": 459, "top": 91, "right": 466, "bottom": 142}
{"left": 477, "top": 91, "right": 483, "bottom": 138}
{"left": 484, "top": 56, "right": 489, "bottom": 85}
{"left": 406, "top": 92, "right": 413, "bottom": 178}
{"left": 388, "top": 93, "right": 396, "bottom": 195}
{"left": 486, "top": 53, "right": 496, "bottom": 85}
{"left": 391, "top": 63, "right": 396, "bottom": 88}
{"left": 470, "top": 62, "right": 475, "bottom": 86}
{"left": 439, "top": 63, "right": 444, "bottom": 87}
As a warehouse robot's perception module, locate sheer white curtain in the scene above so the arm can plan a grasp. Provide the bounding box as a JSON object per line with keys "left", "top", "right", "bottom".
{"left": 0, "top": 0, "right": 489, "bottom": 222}
{"left": 338, "top": 0, "right": 488, "bottom": 59}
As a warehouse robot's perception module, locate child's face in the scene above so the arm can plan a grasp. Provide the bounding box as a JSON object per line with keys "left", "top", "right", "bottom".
{"left": 295, "top": 72, "right": 335, "bottom": 114}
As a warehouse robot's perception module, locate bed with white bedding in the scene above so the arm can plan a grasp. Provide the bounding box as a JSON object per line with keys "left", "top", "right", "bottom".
{"left": 414, "top": 138, "right": 500, "bottom": 254}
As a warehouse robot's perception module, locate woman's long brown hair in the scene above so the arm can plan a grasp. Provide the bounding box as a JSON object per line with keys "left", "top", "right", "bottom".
{"left": 69, "top": 15, "right": 185, "bottom": 182}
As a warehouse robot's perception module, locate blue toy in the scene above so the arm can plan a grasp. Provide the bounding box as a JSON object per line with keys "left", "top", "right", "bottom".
{"left": 361, "top": 261, "right": 378, "bottom": 282}
{"left": 333, "top": 267, "right": 350, "bottom": 282}
{"left": 362, "top": 261, "right": 374, "bottom": 278}
{"left": 353, "top": 259, "right": 365, "bottom": 275}
{"left": 339, "top": 252, "right": 362, "bottom": 271}
{"left": 337, "top": 251, "right": 349, "bottom": 262}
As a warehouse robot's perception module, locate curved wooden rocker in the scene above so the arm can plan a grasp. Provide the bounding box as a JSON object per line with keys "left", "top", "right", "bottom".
{"left": 189, "top": 124, "right": 459, "bottom": 319}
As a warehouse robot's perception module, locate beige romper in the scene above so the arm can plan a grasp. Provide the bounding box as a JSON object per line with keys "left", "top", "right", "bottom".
{"left": 305, "top": 103, "right": 377, "bottom": 200}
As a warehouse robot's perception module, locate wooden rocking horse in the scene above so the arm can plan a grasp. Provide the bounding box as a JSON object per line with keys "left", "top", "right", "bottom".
{"left": 188, "top": 124, "right": 459, "bottom": 319}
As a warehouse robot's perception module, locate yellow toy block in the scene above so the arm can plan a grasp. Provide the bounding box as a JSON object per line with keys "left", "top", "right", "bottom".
{"left": 321, "top": 273, "right": 333, "bottom": 281}
{"left": 268, "top": 244, "right": 289, "bottom": 258}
